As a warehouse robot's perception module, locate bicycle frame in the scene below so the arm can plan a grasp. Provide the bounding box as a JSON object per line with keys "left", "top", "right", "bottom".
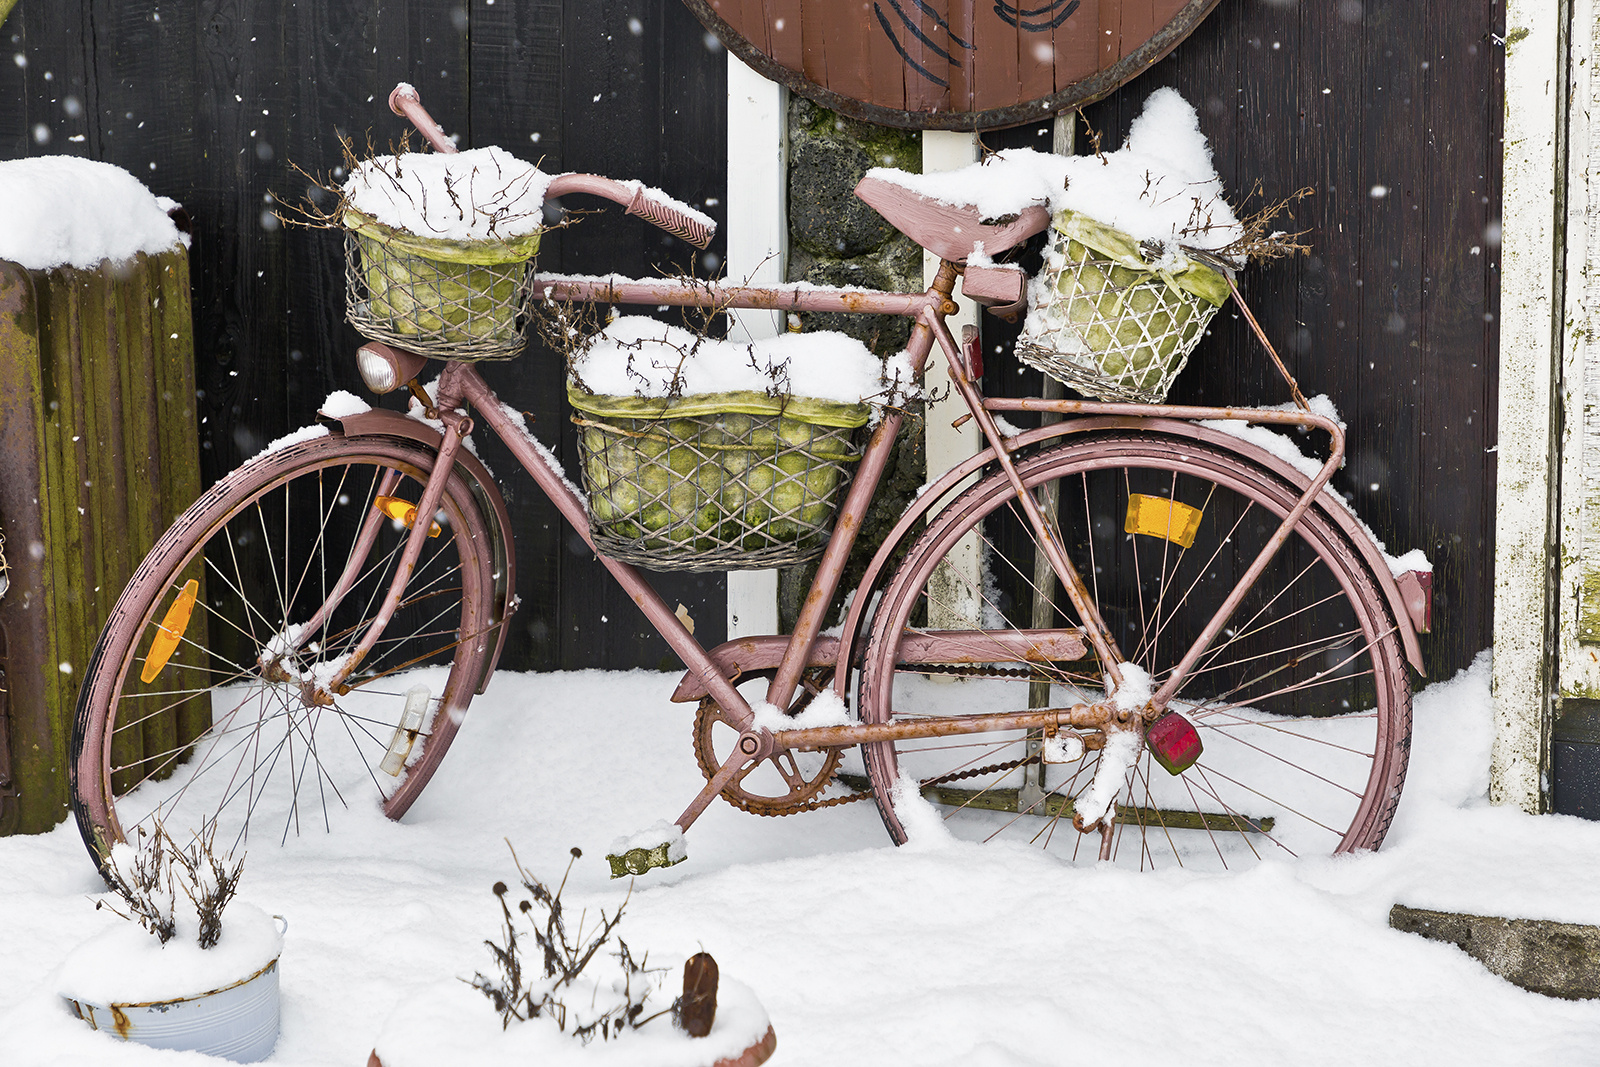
{"left": 322, "top": 84, "right": 1368, "bottom": 845}
{"left": 321, "top": 258, "right": 1351, "bottom": 839}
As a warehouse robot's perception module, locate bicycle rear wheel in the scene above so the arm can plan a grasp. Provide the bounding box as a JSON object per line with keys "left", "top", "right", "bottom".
{"left": 71, "top": 432, "right": 498, "bottom": 869}
{"left": 859, "top": 432, "right": 1412, "bottom": 870}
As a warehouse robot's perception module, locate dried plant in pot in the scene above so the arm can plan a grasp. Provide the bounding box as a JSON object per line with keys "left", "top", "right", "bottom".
{"left": 56, "top": 824, "right": 284, "bottom": 1062}
{"left": 368, "top": 844, "right": 775, "bottom": 1067}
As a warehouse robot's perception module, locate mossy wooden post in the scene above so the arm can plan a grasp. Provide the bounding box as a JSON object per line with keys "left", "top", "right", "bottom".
{"left": 0, "top": 247, "right": 201, "bottom": 835}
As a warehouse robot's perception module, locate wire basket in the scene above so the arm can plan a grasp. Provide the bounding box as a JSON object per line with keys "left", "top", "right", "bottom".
{"left": 1016, "top": 210, "right": 1231, "bottom": 403}
{"left": 570, "top": 391, "right": 867, "bottom": 572}
{"left": 342, "top": 209, "right": 539, "bottom": 361}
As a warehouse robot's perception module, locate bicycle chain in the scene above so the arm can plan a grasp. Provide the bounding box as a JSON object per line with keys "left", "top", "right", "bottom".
{"left": 748, "top": 781, "right": 876, "bottom": 817}
{"left": 921, "top": 753, "right": 1039, "bottom": 789}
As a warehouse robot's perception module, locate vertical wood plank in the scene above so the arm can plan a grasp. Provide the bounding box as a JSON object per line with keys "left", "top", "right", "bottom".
{"left": 901, "top": 0, "right": 948, "bottom": 111}
{"left": 822, "top": 0, "right": 871, "bottom": 104}
{"left": 800, "top": 0, "right": 828, "bottom": 84}
{"left": 1099, "top": 0, "right": 1121, "bottom": 72}
{"left": 1119, "top": 0, "right": 1157, "bottom": 63}
{"left": 1053, "top": 0, "right": 1100, "bottom": 94}
{"left": 972, "top": 0, "right": 1021, "bottom": 111}
{"left": 868, "top": 0, "right": 910, "bottom": 113}
{"left": 737, "top": 0, "right": 772, "bottom": 57}
{"left": 468, "top": 0, "right": 567, "bottom": 670}
{"left": 1350, "top": 2, "right": 1424, "bottom": 652}
{"left": 0, "top": 265, "right": 68, "bottom": 832}
{"left": 1018, "top": 1, "right": 1054, "bottom": 106}
{"left": 768, "top": 0, "right": 805, "bottom": 70}
{"left": 1417, "top": 5, "right": 1499, "bottom": 676}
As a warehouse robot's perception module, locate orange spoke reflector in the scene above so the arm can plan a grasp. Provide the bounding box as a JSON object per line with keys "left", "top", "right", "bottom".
{"left": 374, "top": 495, "right": 441, "bottom": 537}
{"left": 1125, "top": 494, "right": 1202, "bottom": 549}
{"left": 141, "top": 578, "right": 199, "bottom": 683}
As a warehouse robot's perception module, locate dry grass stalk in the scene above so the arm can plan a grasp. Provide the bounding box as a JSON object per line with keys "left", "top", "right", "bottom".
{"left": 468, "top": 843, "right": 674, "bottom": 1044}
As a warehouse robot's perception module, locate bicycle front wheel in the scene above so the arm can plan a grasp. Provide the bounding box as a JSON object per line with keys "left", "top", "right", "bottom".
{"left": 71, "top": 432, "right": 499, "bottom": 869}
{"left": 859, "top": 432, "right": 1412, "bottom": 871}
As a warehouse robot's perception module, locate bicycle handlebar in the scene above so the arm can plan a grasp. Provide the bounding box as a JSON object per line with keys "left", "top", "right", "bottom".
{"left": 386, "top": 84, "right": 715, "bottom": 250}
{"left": 388, "top": 84, "right": 456, "bottom": 154}
{"left": 544, "top": 174, "right": 715, "bottom": 250}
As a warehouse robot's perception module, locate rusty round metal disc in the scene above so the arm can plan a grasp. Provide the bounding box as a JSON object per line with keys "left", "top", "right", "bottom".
{"left": 683, "top": 0, "right": 1221, "bottom": 130}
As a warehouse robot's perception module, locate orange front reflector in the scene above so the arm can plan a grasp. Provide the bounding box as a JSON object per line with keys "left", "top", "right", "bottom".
{"left": 141, "top": 578, "right": 198, "bottom": 683}
{"left": 1125, "top": 494, "right": 1202, "bottom": 549}
{"left": 374, "top": 495, "right": 441, "bottom": 537}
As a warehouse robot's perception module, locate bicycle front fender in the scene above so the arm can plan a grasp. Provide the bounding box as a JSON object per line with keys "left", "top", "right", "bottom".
{"left": 829, "top": 416, "right": 1427, "bottom": 687}
{"left": 324, "top": 406, "right": 518, "bottom": 695}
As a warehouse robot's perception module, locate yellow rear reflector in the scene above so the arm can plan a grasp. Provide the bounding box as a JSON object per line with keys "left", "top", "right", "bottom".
{"left": 141, "top": 578, "right": 198, "bottom": 683}
{"left": 374, "top": 495, "right": 441, "bottom": 537}
{"left": 1125, "top": 494, "right": 1202, "bottom": 549}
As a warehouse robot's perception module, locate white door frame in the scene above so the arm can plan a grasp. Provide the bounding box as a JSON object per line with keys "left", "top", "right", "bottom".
{"left": 1491, "top": 0, "right": 1581, "bottom": 811}
{"left": 723, "top": 55, "right": 786, "bottom": 638}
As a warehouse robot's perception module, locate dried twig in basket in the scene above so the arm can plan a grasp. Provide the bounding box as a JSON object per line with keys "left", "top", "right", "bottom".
{"left": 1205, "top": 181, "right": 1315, "bottom": 265}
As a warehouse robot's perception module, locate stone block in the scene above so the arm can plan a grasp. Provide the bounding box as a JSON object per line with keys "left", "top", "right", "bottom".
{"left": 1390, "top": 904, "right": 1600, "bottom": 999}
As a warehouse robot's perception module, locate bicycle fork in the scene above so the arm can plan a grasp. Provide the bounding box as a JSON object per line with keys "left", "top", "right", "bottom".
{"left": 262, "top": 389, "right": 473, "bottom": 726}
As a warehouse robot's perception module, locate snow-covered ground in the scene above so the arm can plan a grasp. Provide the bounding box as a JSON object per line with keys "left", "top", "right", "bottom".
{"left": 6, "top": 651, "right": 1600, "bottom": 1066}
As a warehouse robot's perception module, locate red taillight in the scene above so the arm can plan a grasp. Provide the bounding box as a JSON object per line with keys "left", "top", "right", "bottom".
{"left": 1146, "top": 712, "right": 1202, "bottom": 775}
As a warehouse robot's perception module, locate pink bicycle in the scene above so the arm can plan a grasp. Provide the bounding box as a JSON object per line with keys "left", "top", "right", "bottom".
{"left": 70, "top": 86, "right": 1428, "bottom": 875}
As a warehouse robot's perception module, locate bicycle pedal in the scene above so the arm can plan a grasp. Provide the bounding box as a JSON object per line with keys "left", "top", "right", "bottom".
{"left": 606, "top": 822, "right": 687, "bottom": 878}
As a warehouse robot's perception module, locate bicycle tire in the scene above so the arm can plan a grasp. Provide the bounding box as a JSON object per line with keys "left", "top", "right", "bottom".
{"left": 859, "top": 432, "right": 1411, "bottom": 870}
{"left": 71, "top": 432, "right": 498, "bottom": 870}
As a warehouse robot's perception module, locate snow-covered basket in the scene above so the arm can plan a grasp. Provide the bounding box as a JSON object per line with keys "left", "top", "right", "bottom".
{"left": 341, "top": 146, "right": 550, "bottom": 360}
{"left": 863, "top": 88, "right": 1254, "bottom": 405}
{"left": 1017, "top": 209, "right": 1232, "bottom": 403}
{"left": 566, "top": 317, "right": 887, "bottom": 572}
{"left": 571, "top": 389, "right": 867, "bottom": 572}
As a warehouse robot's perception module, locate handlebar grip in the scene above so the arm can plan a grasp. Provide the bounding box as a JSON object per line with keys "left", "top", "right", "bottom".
{"left": 624, "top": 188, "right": 715, "bottom": 250}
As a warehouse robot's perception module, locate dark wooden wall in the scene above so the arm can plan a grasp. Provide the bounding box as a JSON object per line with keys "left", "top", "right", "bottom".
{"left": 3, "top": 1, "right": 1503, "bottom": 681}
{"left": 0, "top": 1, "right": 729, "bottom": 671}
{"left": 984, "top": 1, "right": 1502, "bottom": 681}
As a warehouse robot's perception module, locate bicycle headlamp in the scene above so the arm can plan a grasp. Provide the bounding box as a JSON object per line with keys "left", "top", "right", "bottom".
{"left": 356, "top": 342, "right": 427, "bottom": 395}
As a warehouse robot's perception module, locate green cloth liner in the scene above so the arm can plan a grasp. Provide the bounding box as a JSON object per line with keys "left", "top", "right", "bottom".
{"left": 1053, "top": 210, "right": 1231, "bottom": 307}
{"left": 567, "top": 383, "right": 872, "bottom": 430}
{"left": 343, "top": 207, "right": 542, "bottom": 264}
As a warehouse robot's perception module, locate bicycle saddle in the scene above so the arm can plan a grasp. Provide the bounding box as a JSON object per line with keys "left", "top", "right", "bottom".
{"left": 854, "top": 174, "right": 1051, "bottom": 264}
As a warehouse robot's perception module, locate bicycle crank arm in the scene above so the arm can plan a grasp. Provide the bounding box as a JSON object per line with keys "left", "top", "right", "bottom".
{"left": 636, "top": 728, "right": 776, "bottom": 876}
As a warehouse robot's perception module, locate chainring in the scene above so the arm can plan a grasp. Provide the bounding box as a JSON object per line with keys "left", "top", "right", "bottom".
{"left": 691, "top": 670, "right": 853, "bottom": 816}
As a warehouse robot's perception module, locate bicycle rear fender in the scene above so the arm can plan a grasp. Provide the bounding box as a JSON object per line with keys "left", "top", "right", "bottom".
{"left": 324, "top": 407, "right": 517, "bottom": 696}
{"left": 1113, "top": 417, "right": 1429, "bottom": 676}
